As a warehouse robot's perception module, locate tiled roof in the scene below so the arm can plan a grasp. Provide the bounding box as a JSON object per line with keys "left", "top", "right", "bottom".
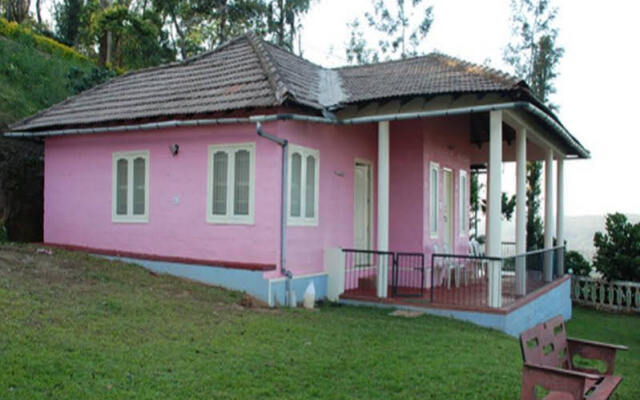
{"left": 337, "top": 53, "right": 523, "bottom": 103}
{"left": 9, "top": 34, "right": 527, "bottom": 132}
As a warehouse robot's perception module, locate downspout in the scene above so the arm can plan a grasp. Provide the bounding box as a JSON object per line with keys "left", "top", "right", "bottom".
{"left": 255, "top": 122, "right": 293, "bottom": 306}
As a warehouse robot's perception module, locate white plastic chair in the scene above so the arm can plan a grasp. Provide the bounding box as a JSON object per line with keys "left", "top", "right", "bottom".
{"left": 442, "top": 243, "right": 465, "bottom": 289}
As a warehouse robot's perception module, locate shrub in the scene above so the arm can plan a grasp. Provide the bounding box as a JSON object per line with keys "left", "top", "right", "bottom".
{"left": 593, "top": 213, "right": 640, "bottom": 282}
{"left": 0, "top": 17, "right": 91, "bottom": 64}
{"left": 566, "top": 250, "right": 591, "bottom": 276}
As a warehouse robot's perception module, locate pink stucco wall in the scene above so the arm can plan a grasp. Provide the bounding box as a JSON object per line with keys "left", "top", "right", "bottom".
{"left": 43, "top": 116, "right": 472, "bottom": 279}
{"left": 44, "top": 123, "right": 282, "bottom": 266}
{"left": 387, "top": 117, "right": 472, "bottom": 257}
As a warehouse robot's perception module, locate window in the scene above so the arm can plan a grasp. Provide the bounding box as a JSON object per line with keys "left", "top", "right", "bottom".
{"left": 288, "top": 144, "right": 319, "bottom": 226}
{"left": 429, "top": 162, "right": 439, "bottom": 238}
{"left": 207, "top": 143, "right": 255, "bottom": 224}
{"left": 112, "top": 151, "right": 149, "bottom": 223}
{"left": 459, "top": 170, "right": 468, "bottom": 235}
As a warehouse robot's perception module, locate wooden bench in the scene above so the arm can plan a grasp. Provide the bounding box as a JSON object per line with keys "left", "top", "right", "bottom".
{"left": 520, "top": 315, "right": 628, "bottom": 400}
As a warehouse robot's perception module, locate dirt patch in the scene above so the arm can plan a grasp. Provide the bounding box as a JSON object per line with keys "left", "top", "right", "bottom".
{"left": 238, "top": 293, "right": 269, "bottom": 309}
{"left": 389, "top": 310, "right": 424, "bottom": 318}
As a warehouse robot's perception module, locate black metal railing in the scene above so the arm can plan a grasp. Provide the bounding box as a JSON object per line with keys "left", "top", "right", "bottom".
{"left": 430, "top": 246, "right": 566, "bottom": 308}
{"left": 392, "top": 252, "right": 425, "bottom": 297}
{"left": 343, "top": 249, "right": 425, "bottom": 298}
{"left": 343, "top": 249, "right": 393, "bottom": 297}
{"left": 502, "top": 246, "right": 565, "bottom": 301}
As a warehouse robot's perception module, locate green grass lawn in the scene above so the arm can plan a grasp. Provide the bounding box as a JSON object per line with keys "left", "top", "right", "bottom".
{"left": 1, "top": 244, "right": 638, "bottom": 399}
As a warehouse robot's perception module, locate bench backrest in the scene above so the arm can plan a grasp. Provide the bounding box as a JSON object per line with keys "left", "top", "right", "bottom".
{"left": 519, "top": 315, "right": 571, "bottom": 370}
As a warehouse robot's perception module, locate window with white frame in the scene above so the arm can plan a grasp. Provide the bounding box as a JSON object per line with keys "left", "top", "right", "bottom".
{"left": 207, "top": 143, "right": 255, "bottom": 224}
{"left": 288, "top": 144, "right": 319, "bottom": 225}
{"left": 112, "top": 150, "right": 149, "bottom": 223}
{"left": 459, "top": 170, "right": 468, "bottom": 235}
{"left": 429, "top": 162, "right": 439, "bottom": 237}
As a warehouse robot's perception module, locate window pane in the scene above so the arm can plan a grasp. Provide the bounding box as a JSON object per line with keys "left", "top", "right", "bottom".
{"left": 305, "top": 155, "right": 315, "bottom": 218}
{"left": 234, "top": 150, "right": 250, "bottom": 216}
{"left": 290, "top": 153, "right": 302, "bottom": 217}
{"left": 133, "top": 157, "right": 146, "bottom": 215}
{"left": 116, "top": 158, "right": 128, "bottom": 215}
{"left": 430, "top": 167, "right": 438, "bottom": 233}
{"left": 212, "top": 151, "right": 228, "bottom": 215}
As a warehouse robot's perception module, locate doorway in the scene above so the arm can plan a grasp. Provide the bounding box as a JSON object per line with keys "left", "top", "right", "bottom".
{"left": 354, "top": 160, "right": 373, "bottom": 250}
{"left": 442, "top": 168, "right": 454, "bottom": 250}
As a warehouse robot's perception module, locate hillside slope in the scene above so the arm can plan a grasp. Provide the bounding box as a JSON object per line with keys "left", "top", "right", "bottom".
{"left": 0, "top": 19, "right": 104, "bottom": 241}
{"left": 0, "top": 20, "right": 97, "bottom": 130}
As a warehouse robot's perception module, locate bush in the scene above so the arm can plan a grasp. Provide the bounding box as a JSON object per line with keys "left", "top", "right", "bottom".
{"left": 593, "top": 213, "right": 640, "bottom": 282}
{"left": 0, "top": 17, "right": 91, "bottom": 64}
{"left": 566, "top": 250, "right": 591, "bottom": 276}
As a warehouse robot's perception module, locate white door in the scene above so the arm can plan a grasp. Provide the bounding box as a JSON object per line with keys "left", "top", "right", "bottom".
{"left": 442, "top": 169, "right": 454, "bottom": 250}
{"left": 354, "top": 162, "right": 372, "bottom": 250}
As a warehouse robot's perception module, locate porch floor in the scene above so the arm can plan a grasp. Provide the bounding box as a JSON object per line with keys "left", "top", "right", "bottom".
{"left": 340, "top": 275, "right": 550, "bottom": 313}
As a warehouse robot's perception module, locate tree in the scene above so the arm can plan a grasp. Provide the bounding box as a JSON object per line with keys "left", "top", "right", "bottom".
{"left": 54, "top": 0, "right": 85, "bottom": 45}
{"left": 504, "top": 0, "right": 563, "bottom": 250}
{"left": 346, "top": 0, "right": 433, "bottom": 64}
{"left": 2, "top": 0, "right": 30, "bottom": 23}
{"left": 593, "top": 213, "right": 640, "bottom": 282}
{"left": 265, "top": 0, "right": 309, "bottom": 52}
{"left": 565, "top": 251, "right": 591, "bottom": 276}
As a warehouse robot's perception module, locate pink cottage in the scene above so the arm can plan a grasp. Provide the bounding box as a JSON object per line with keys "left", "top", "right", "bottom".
{"left": 7, "top": 34, "right": 589, "bottom": 335}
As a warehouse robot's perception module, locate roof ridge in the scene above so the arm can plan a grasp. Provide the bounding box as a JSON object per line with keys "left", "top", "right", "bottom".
{"left": 246, "top": 33, "right": 290, "bottom": 104}
{"left": 333, "top": 53, "right": 440, "bottom": 71}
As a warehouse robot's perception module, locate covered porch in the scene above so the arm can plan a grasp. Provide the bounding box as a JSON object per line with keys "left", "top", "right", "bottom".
{"left": 325, "top": 101, "right": 582, "bottom": 335}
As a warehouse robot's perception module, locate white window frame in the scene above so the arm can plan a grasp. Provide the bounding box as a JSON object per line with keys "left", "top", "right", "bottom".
{"left": 207, "top": 142, "right": 256, "bottom": 225}
{"left": 429, "top": 162, "right": 439, "bottom": 238}
{"left": 459, "top": 170, "right": 468, "bottom": 237}
{"left": 287, "top": 144, "right": 319, "bottom": 226}
{"left": 112, "top": 150, "right": 150, "bottom": 223}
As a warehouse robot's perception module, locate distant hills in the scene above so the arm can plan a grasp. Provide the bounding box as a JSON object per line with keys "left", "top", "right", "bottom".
{"left": 503, "top": 214, "right": 640, "bottom": 260}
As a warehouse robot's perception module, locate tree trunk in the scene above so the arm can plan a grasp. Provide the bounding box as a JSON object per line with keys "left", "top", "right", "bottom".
{"left": 217, "top": 0, "right": 228, "bottom": 45}
{"left": 172, "top": 13, "right": 187, "bottom": 60}
{"left": 35, "top": 0, "right": 42, "bottom": 25}
{"left": 277, "top": 0, "right": 284, "bottom": 46}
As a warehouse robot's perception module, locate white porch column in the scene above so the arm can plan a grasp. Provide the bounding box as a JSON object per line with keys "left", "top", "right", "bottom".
{"left": 377, "top": 121, "right": 389, "bottom": 298}
{"left": 543, "top": 148, "right": 555, "bottom": 282}
{"left": 515, "top": 127, "right": 527, "bottom": 296}
{"left": 556, "top": 156, "right": 565, "bottom": 275}
{"left": 487, "top": 111, "right": 503, "bottom": 307}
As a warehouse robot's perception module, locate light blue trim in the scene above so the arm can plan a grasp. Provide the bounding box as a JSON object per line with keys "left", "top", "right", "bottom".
{"left": 340, "top": 279, "right": 572, "bottom": 337}
{"left": 269, "top": 274, "right": 328, "bottom": 307}
{"left": 95, "top": 254, "right": 328, "bottom": 307}
{"left": 98, "top": 255, "right": 270, "bottom": 302}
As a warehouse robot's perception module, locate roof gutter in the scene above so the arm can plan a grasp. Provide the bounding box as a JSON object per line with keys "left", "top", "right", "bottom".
{"left": 4, "top": 101, "right": 589, "bottom": 158}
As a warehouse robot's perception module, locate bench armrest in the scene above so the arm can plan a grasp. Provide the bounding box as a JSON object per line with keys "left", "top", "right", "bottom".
{"left": 567, "top": 337, "right": 628, "bottom": 351}
{"left": 567, "top": 338, "right": 626, "bottom": 375}
{"left": 523, "top": 362, "right": 600, "bottom": 380}
{"left": 521, "top": 363, "right": 591, "bottom": 400}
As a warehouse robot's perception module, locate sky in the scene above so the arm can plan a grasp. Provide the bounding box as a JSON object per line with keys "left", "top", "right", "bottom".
{"left": 298, "top": 0, "right": 640, "bottom": 217}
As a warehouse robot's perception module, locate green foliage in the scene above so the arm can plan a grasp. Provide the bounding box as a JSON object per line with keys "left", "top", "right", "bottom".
{"left": 346, "top": 0, "right": 434, "bottom": 64}
{"left": 0, "top": 32, "right": 95, "bottom": 129}
{"left": 505, "top": 0, "right": 563, "bottom": 251}
{"left": 0, "top": 17, "right": 91, "bottom": 64}
{"left": 0, "top": 224, "right": 8, "bottom": 243}
{"left": 265, "top": 0, "right": 310, "bottom": 51}
{"left": 1, "top": 246, "right": 639, "bottom": 398}
{"left": 503, "top": 0, "right": 564, "bottom": 106}
{"left": 526, "top": 161, "right": 544, "bottom": 250}
{"left": 66, "top": 66, "right": 115, "bottom": 95}
{"left": 54, "top": 0, "right": 85, "bottom": 45}
{"left": 566, "top": 250, "right": 591, "bottom": 276}
{"left": 593, "top": 213, "right": 640, "bottom": 282}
